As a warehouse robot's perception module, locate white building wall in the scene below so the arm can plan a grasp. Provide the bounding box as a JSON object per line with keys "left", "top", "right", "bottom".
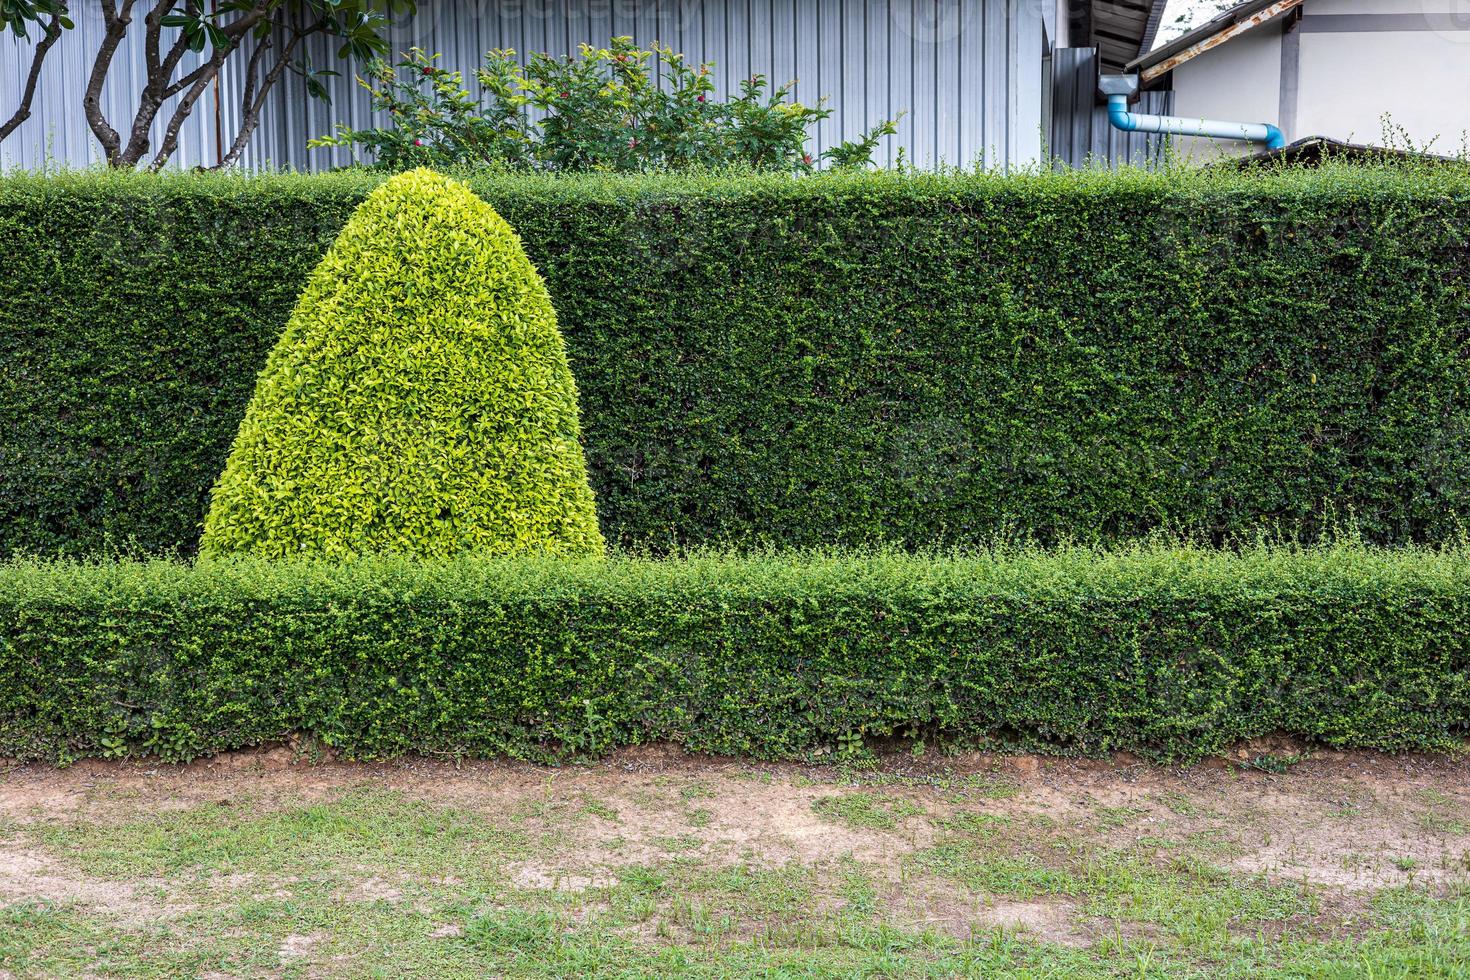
{"left": 1168, "top": 21, "right": 1281, "bottom": 160}
{"left": 1169, "top": 0, "right": 1470, "bottom": 159}
{"left": 1296, "top": 11, "right": 1470, "bottom": 152}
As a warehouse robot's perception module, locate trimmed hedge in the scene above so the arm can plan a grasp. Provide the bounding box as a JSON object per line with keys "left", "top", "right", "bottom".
{"left": 1, "top": 547, "right": 1468, "bottom": 763}
{"left": 3, "top": 165, "right": 1470, "bottom": 555}
{"left": 202, "top": 169, "right": 605, "bottom": 560}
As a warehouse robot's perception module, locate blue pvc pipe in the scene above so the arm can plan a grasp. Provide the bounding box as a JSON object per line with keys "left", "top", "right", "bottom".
{"left": 1107, "top": 94, "right": 1286, "bottom": 150}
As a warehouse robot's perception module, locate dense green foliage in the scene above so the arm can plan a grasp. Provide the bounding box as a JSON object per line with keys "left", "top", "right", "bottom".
{"left": 200, "top": 169, "right": 604, "bottom": 560}
{"left": 3, "top": 165, "right": 1470, "bottom": 557}
{"left": 310, "top": 41, "right": 897, "bottom": 172}
{"left": 2, "top": 546, "right": 1467, "bottom": 763}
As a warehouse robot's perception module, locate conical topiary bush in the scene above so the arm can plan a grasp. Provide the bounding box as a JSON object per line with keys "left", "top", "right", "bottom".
{"left": 200, "top": 168, "right": 604, "bottom": 560}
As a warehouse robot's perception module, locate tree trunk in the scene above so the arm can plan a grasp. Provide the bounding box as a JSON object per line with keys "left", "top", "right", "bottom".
{"left": 85, "top": 1, "right": 138, "bottom": 164}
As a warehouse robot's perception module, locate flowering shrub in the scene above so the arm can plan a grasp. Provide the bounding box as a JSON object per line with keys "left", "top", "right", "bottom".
{"left": 310, "top": 39, "right": 900, "bottom": 172}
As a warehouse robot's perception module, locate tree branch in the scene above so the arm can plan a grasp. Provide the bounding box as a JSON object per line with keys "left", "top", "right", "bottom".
{"left": 0, "top": 10, "right": 68, "bottom": 145}
{"left": 146, "top": 39, "right": 233, "bottom": 170}
{"left": 213, "top": 29, "right": 303, "bottom": 169}
{"left": 86, "top": 1, "right": 140, "bottom": 164}
{"left": 144, "top": 0, "right": 180, "bottom": 76}
{"left": 119, "top": 0, "right": 272, "bottom": 167}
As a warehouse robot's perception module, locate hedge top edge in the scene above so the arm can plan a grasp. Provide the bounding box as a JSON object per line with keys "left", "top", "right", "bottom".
{"left": 2, "top": 159, "right": 1469, "bottom": 200}
{"left": 9, "top": 543, "right": 1470, "bottom": 598}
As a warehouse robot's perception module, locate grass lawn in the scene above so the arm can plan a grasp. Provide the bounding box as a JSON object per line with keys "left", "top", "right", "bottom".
{"left": 2, "top": 744, "right": 1467, "bottom": 978}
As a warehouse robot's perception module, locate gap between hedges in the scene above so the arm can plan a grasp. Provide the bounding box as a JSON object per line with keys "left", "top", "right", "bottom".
{"left": 2, "top": 547, "right": 1467, "bottom": 764}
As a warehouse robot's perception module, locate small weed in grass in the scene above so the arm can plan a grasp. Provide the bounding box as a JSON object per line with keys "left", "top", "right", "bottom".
{"left": 1420, "top": 813, "right": 1469, "bottom": 834}
{"left": 465, "top": 908, "right": 567, "bottom": 956}
{"left": 958, "top": 773, "right": 1021, "bottom": 801}
{"left": 837, "top": 864, "right": 879, "bottom": 918}
{"left": 1415, "top": 790, "right": 1470, "bottom": 835}
{"left": 579, "top": 799, "right": 619, "bottom": 822}
{"left": 1153, "top": 792, "right": 1216, "bottom": 818}
{"left": 913, "top": 843, "right": 1078, "bottom": 898}
{"left": 1184, "top": 829, "right": 1245, "bottom": 858}
{"left": 943, "top": 811, "right": 1013, "bottom": 837}
{"left": 812, "top": 793, "right": 921, "bottom": 831}
{"left": 1135, "top": 835, "right": 1181, "bottom": 851}
{"left": 1094, "top": 806, "right": 1147, "bottom": 830}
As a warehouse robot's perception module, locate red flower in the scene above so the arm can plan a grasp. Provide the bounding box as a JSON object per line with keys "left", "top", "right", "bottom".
{"left": 414, "top": 139, "right": 425, "bottom": 146}
{"left": 421, "top": 66, "right": 434, "bottom": 76}
{"left": 696, "top": 94, "right": 705, "bottom": 103}
{"left": 802, "top": 153, "right": 813, "bottom": 165}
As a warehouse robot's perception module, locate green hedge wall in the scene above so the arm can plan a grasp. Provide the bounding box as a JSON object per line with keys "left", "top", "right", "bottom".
{"left": 3, "top": 166, "right": 1470, "bottom": 555}
{"left": 2, "top": 548, "right": 1467, "bottom": 763}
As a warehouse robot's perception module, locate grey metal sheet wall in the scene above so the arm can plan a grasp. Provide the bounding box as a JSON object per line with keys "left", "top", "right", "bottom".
{"left": 1048, "top": 46, "right": 1171, "bottom": 168}
{"left": 2, "top": 0, "right": 1043, "bottom": 171}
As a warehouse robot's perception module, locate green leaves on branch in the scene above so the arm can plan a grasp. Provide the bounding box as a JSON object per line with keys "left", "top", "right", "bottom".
{"left": 160, "top": 0, "right": 414, "bottom": 59}
{"left": 0, "top": 0, "right": 71, "bottom": 39}
{"left": 311, "top": 39, "right": 902, "bottom": 172}
{"left": 200, "top": 168, "right": 605, "bottom": 561}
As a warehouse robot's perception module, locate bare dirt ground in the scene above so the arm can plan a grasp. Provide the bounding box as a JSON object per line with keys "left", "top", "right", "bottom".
{"left": 1, "top": 739, "right": 1468, "bottom": 977}
{"left": 4, "top": 739, "right": 1468, "bottom": 904}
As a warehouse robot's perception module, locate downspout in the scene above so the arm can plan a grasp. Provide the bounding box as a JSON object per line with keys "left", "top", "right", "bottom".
{"left": 1100, "top": 74, "right": 1285, "bottom": 150}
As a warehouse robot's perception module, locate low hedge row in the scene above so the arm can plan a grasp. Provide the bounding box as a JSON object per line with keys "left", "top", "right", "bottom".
{"left": 3, "top": 547, "right": 1467, "bottom": 763}
{"left": 4, "top": 165, "right": 1470, "bottom": 556}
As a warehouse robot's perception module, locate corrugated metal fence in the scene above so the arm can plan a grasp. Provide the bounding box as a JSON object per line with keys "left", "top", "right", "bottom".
{"left": 1, "top": 0, "right": 1044, "bottom": 171}
{"left": 1049, "top": 46, "right": 1171, "bottom": 168}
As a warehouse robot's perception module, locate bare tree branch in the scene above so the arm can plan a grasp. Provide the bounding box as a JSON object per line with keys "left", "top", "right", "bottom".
{"left": 146, "top": 41, "right": 232, "bottom": 170}
{"left": 0, "top": 10, "right": 68, "bottom": 145}
{"left": 213, "top": 31, "right": 304, "bottom": 169}
{"left": 143, "top": 0, "right": 180, "bottom": 76}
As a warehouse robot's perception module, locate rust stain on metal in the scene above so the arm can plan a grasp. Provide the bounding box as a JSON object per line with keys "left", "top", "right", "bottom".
{"left": 1141, "top": 0, "right": 1305, "bottom": 82}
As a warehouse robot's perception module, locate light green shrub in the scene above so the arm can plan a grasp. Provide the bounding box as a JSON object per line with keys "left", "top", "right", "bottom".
{"left": 199, "top": 168, "right": 604, "bottom": 559}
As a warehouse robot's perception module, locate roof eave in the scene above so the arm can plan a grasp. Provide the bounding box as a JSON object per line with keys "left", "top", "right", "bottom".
{"left": 1127, "top": 0, "right": 1301, "bottom": 80}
